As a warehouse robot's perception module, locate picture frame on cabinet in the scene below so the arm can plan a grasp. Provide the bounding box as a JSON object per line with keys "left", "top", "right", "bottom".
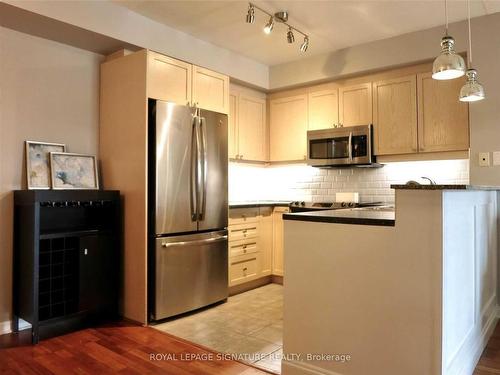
{"left": 25, "top": 140, "right": 67, "bottom": 190}
{"left": 49, "top": 152, "right": 99, "bottom": 190}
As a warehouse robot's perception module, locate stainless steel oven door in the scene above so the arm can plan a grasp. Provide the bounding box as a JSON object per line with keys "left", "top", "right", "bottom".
{"left": 307, "top": 125, "right": 372, "bottom": 167}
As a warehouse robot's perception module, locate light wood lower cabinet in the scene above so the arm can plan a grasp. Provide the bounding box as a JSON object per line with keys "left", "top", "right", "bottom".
{"left": 272, "top": 207, "right": 289, "bottom": 277}
{"left": 417, "top": 72, "right": 469, "bottom": 152}
{"left": 269, "top": 95, "right": 308, "bottom": 162}
{"left": 373, "top": 75, "right": 418, "bottom": 155}
{"left": 228, "top": 206, "right": 286, "bottom": 286}
{"left": 259, "top": 208, "right": 273, "bottom": 276}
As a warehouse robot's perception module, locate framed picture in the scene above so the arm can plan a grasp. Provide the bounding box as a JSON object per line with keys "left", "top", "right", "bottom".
{"left": 49, "top": 152, "right": 99, "bottom": 190}
{"left": 25, "top": 141, "right": 66, "bottom": 190}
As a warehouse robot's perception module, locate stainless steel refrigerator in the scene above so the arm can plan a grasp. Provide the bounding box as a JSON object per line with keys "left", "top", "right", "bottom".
{"left": 149, "top": 99, "right": 228, "bottom": 321}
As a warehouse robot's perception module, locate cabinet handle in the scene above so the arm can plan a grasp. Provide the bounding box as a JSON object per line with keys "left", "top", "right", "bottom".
{"left": 243, "top": 267, "right": 248, "bottom": 271}
{"left": 84, "top": 248, "right": 88, "bottom": 255}
{"left": 242, "top": 245, "right": 247, "bottom": 249}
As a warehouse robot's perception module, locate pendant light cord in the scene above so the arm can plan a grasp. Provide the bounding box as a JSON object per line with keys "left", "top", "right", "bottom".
{"left": 467, "top": 0, "right": 472, "bottom": 67}
{"left": 445, "top": 0, "right": 449, "bottom": 35}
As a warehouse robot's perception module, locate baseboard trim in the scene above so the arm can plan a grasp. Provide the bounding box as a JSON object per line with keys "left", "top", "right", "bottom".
{"left": 271, "top": 275, "right": 283, "bottom": 285}
{"left": 0, "top": 319, "right": 32, "bottom": 336}
{"left": 229, "top": 276, "right": 272, "bottom": 296}
{"left": 282, "top": 359, "right": 343, "bottom": 375}
{"left": 457, "top": 304, "right": 498, "bottom": 375}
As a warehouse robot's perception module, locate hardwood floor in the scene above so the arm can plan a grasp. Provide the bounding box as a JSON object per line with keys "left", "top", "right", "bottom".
{"left": 0, "top": 322, "right": 270, "bottom": 374}
{"left": 474, "top": 321, "right": 500, "bottom": 374}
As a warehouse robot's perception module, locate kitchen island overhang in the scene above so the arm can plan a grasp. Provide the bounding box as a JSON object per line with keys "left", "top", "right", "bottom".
{"left": 282, "top": 186, "right": 499, "bottom": 375}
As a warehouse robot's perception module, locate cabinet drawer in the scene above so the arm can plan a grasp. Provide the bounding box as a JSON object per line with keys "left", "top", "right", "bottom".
{"left": 228, "top": 222, "right": 258, "bottom": 241}
{"left": 229, "top": 239, "right": 258, "bottom": 258}
{"left": 229, "top": 208, "right": 259, "bottom": 225}
{"left": 229, "top": 255, "right": 258, "bottom": 285}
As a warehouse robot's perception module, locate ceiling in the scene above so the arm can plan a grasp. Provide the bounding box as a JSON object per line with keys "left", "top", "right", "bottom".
{"left": 114, "top": 0, "right": 500, "bottom": 66}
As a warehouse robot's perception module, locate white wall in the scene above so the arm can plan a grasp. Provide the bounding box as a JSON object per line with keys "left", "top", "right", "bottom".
{"left": 229, "top": 160, "right": 469, "bottom": 204}
{"left": 0, "top": 27, "right": 102, "bottom": 330}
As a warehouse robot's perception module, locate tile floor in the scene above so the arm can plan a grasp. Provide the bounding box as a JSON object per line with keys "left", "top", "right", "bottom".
{"left": 154, "top": 283, "right": 283, "bottom": 373}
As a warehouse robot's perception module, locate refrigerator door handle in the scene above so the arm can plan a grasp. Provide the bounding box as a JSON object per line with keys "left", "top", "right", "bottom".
{"left": 190, "top": 115, "right": 199, "bottom": 221}
{"left": 199, "top": 116, "right": 208, "bottom": 220}
{"left": 161, "top": 235, "right": 228, "bottom": 248}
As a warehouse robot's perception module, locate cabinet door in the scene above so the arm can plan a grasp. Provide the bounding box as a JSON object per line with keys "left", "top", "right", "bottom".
{"left": 269, "top": 94, "right": 308, "bottom": 162}
{"left": 238, "top": 95, "right": 267, "bottom": 161}
{"left": 339, "top": 83, "right": 373, "bottom": 126}
{"left": 228, "top": 92, "right": 239, "bottom": 159}
{"left": 259, "top": 209, "right": 273, "bottom": 276}
{"left": 147, "top": 51, "right": 192, "bottom": 105}
{"left": 373, "top": 76, "right": 418, "bottom": 155}
{"left": 79, "top": 235, "right": 117, "bottom": 314}
{"left": 417, "top": 72, "right": 469, "bottom": 152}
{"left": 308, "top": 89, "right": 339, "bottom": 130}
{"left": 272, "top": 207, "right": 289, "bottom": 276}
{"left": 192, "top": 66, "right": 230, "bottom": 114}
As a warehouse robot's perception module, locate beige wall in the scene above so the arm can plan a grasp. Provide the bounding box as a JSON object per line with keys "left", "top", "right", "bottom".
{"left": 0, "top": 27, "right": 102, "bottom": 326}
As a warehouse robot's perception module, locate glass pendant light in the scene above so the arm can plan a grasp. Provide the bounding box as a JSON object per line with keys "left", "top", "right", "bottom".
{"left": 432, "top": 0, "right": 466, "bottom": 80}
{"left": 459, "top": 0, "right": 485, "bottom": 102}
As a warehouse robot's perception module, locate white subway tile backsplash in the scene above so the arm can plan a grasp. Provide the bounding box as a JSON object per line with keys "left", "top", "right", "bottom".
{"left": 229, "top": 159, "right": 469, "bottom": 204}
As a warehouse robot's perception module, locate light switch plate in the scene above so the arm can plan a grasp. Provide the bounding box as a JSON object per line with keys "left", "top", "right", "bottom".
{"left": 479, "top": 152, "right": 490, "bottom": 167}
{"left": 493, "top": 151, "right": 500, "bottom": 166}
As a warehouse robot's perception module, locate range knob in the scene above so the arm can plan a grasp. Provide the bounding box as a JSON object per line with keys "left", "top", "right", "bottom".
{"left": 348, "top": 202, "right": 356, "bottom": 208}
{"left": 300, "top": 201, "right": 306, "bottom": 206}
{"left": 341, "top": 202, "right": 348, "bottom": 208}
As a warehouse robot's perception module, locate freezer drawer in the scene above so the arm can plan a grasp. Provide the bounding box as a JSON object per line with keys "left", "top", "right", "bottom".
{"left": 153, "top": 230, "right": 228, "bottom": 320}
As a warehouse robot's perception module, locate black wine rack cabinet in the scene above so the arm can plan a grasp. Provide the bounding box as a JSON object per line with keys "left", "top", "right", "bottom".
{"left": 13, "top": 190, "right": 121, "bottom": 344}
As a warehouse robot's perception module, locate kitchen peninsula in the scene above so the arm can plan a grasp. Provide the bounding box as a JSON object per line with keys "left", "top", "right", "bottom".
{"left": 282, "top": 186, "right": 499, "bottom": 375}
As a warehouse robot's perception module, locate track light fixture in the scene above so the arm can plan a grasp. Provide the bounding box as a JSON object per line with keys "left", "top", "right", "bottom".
{"left": 263, "top": 16, "right": 274, "bottom": 34}
{"left": 246, "top": 4, "right": 255, "bottom": 24}
{"left": 287, "top": 27, "right": 295, "bottom": 43}
{"left": 245, "top": 2, "right": 310, "bottom": 53}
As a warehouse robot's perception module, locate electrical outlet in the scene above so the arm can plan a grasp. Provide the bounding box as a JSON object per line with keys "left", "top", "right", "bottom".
{"left": 479, "top": 152, "right": 490, "bottom": 167}
{"left": 493, "top": 151, "right": 500, "bottom": 166}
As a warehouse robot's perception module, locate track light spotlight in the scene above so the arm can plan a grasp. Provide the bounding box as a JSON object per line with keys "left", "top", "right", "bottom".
{"left": 264, "top": 16, "right": 274, "bottom": 34}
{"left": 246, "top": 4, "right": 255, "bottom": 24}
{"left": 300, "top": 36, "right": 309, "bottom": 52}
{"left": 287, "top": 27, "right": 295, "bottom": 43}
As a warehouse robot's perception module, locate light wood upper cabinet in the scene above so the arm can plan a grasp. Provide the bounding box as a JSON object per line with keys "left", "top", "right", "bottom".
{"left": 192, "top": 66, "right": 230, "bottom": 114}
{"left": 417, "top": 73, "right": 469, "bottom": 152}
{"left": 228, "top": 93, "right": 239, "bottom": 159}
{"left": 339, "top": 83, "right": 373, "bottom": 126}
{"left": 373, "top": 75, "right": 418, "bottom": 155}
{"left": 308, "top": 88, "right": 339, "bottom": 130}
{"left": 238, "top": 95, "right": 267, "bottom": 161}
{"left": 147, "top": 51, "right": 192, "bottom": 105}
{"left": 229, "top": 85, "right": 268, "bottom": 161}
{"left": 269, "top": 94, "right": 308, "bottom": 162}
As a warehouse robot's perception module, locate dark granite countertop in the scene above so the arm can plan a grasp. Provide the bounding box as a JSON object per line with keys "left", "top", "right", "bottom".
{"left": 283, "top": 209, "right": 395, "bottom": 227}
{"left": 229, "top": 201, "right": 291, "bottom": 208}
{"left": 391, "top": 184, "right": 500, "bottom": 190}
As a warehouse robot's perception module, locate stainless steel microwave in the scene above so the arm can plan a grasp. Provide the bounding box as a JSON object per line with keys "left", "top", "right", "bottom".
{"left": 307, "top": 124, "right": 375, "bottom": 167}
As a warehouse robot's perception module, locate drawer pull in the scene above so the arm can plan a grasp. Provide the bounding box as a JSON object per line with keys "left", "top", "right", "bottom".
{"left": 243, "top": 267, "right": 248, "bottom": 271}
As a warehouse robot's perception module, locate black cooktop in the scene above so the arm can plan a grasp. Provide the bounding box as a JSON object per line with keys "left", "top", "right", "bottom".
{"left": 289, "top": 201, "right": 383, "bottom": 212}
